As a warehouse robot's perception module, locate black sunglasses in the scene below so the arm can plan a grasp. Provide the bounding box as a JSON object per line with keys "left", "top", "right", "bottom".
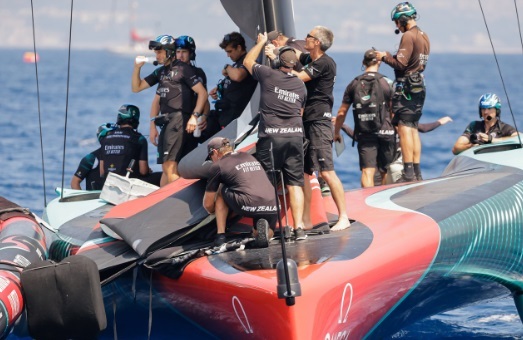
{"left": 148, "top": 41, "right": 163, "bottom": 51}
{"left": 306, "top": 33, "right": 318, "bottom": 40}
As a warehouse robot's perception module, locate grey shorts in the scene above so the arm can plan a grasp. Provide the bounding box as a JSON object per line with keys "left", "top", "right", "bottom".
{"left": 157, "top": 111, "right": 183, "bottom": 164}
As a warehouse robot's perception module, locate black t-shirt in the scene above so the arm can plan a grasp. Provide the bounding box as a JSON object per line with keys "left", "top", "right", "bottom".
{"left": 144, "top": 60, "right": 201, "bottom": 114}
{"left": 100, "top": 127, "right": 148, "bottom": 177}
{"left": 73, "top": 148, "right": 103, "bottom": 190}
{"left": 342, "top": 72, "right": 394, "bottom": 134}
{"left": 206, "top": 152, "right": 275, "bottom": 206}
{"left": 192, "top": 65, "right": 207, "bottom": 110}
{"left": 221, "top": 53, "right": 258, "bottom": 118}
{"left": 251, "top": 64, "right": 306, "bottom": 138}
{"left": 299, "top": 53, "right": 336, "bottom": 123}
{"left": 462, "top": 120, "right": 516, "bottom": 141}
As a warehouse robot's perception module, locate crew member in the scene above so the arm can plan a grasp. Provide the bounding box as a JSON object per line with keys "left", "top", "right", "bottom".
{"left": 244, "top": 32, "right": 310, "bottom": 240}
{"left": 205, "top": 32, "right": 258, "bottom": 138}
{"left": 293, "top": 26, "right": 350, "bottom": 232}
{"left": 132, "top": 34, "right": 208, "bottom": 186}
{"left": 452, "top": 93, "right": 517, "bottom": 155}
{"left": 375, "top": 2, "right": 430, "bottom": 182}
{"left": 203, "top": 137, "right": 277, "bottom": 248}
{"left": 99, "top": 105, "right": 149, "bottom": 179}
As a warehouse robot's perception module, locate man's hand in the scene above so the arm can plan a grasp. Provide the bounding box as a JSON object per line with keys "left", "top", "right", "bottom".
{"left": 149, "top": 125, "right": 159, "bottom": 146}
{"left": 209, "top": 87, "right": 218, "bottom": 100}
{"left": 186, "top": 115, "right": 197, "bottom": 134}
{"left": 264, "top": 43, "right": 277, "bottom": 60}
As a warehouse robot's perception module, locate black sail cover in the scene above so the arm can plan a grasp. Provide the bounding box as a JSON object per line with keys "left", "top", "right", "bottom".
{"left": 100, "top": 180, "right": 210, "bottom": 257}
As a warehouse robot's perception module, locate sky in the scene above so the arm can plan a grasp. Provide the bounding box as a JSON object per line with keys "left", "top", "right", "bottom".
{"left": 1, "top": 0, "right": 523, "bottom": 53}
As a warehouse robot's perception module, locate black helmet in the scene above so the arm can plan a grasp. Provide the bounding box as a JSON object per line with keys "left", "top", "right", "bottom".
{"left": 175, "top": 36, "right": 196, "bottom": 60}
{"left": 149, "top": 34, "right": 176, "bottom": 59}
{"left": 117, "top": 104, "right": 140, "bottom": 129}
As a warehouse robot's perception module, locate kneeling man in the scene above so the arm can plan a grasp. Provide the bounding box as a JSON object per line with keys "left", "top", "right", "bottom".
{"left": 203, "top": 137, "right": 277, "bottom": 248}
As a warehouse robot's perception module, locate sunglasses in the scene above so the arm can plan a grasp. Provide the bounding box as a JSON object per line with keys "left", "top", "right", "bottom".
{"left": 208, "top": 149, "right": 215, "bottom": 158}
{"left": 306, "top": 33, "right": 319, "bottom": 40}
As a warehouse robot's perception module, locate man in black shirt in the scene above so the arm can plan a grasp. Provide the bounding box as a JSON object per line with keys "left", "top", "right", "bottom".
{"left": 71, "top": 123, "right": 115, "bottom": 190}
{"left": 132, "top": 34, "right": 208, "bottom": 186}
{"left": 452, "top": 93, "right": 517, "bottom": 155}
{"left": 244, "top": 32, "right": 309, "bottom": 240}
{"left": 265, "top": 30, "right": 306, "bottom": 71}
{"left": 100, "top": 105, "right": 149, "bottom": 179}
{"left": 293, "top": 26, "right": 350, "bottom": 232}
{"left": 334, "top": 49, "right": 395, "bottom": 188}
{"left": 203, "top": 137, "right": 277, "bottom": 248}
{"left": 205, "top": 32, "right": 258, "bottom": 137}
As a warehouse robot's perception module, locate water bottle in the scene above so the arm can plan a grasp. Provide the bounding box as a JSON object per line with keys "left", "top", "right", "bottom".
{"left": 193, "top": 116, "right": 203, "bottom": 138}
{"left": 135, "top": 56, "right": 155, "bottom": 64}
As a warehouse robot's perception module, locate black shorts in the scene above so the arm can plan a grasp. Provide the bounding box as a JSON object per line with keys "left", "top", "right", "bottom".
{"left": 391, "top": 90, "right": 426, "bottom": 128}
{"left": 256, "top": 136, "right": 304, "bottom": 187}
{"left": 221, "top": 187, "right": 277, "bottom": 228}
{"left": 157, "top": 111, "right": 184, "bottom": 164}
{"left": 304, "top": 120, "right": 334, "bottom": 175}
{"left": 357, "top": 133, "right": 396, "bottom": 173}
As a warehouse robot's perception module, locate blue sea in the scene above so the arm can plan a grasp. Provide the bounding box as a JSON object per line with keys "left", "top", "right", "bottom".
{"left": 1, "top": 48, "right": 523, "bottom": 338}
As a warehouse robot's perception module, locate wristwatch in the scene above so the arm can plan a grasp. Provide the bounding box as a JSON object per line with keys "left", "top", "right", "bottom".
{"left": 223, "top": 64, "right": 229, "bottom": 71}
{"left": 192, "top": 112, "right": 201, "bottom": 117}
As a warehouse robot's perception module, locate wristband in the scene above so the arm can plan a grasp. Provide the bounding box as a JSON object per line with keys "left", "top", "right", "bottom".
{"left": 223, "top": 64, "right": 229, "bottom": 71}
{"left": 487, "top": 134, "right": 493, "bottom": 143}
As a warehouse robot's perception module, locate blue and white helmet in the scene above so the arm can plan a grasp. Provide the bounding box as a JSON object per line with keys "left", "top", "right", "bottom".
{"left": 478, "top": 93, "right": 501, "bottom": 117}
{"left": 149, "top": 34, "right": 176, "bottom": 58}
{"left": 391, "top": 2, "right": 417, "bottom": 21}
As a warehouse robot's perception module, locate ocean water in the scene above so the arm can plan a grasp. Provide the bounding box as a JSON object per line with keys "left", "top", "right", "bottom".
{"left": 1, "top": 48, "right": 523, "bottom": 338}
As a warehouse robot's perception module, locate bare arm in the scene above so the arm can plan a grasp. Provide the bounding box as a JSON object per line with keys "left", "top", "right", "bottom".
{"left": 71, "top": 176, "right": 82, "bottom": 190}
{"left": 138, "top": 160, "right": 149, "bottom": 176}
{"left": 149, "top": 95, "right": 160, "bottom": 146}
{"left": 223, "top": 64, "right": 249, "bottom": 82}
{"left": 334, "top": 102, "right": 350, "bottom": 142}
{"left": 452, "top": 135, "right": 473, "bottom": 155}
{"left": 203, "top": 191, "right": 216, "bottom": 214}
{"left": 99, "top": 160, "right": 105, "bottom": 178}
{"left": 131, "top": 60, "right": 151, "bottom": 92}
{"left": 186, "top": 83, "right": 208, "bottom": 134}
{"left": 244, "top": 33, "right": 267, "bottom": 75}
{"left": 292, "top": 69, "right": 312, "bottom": 82}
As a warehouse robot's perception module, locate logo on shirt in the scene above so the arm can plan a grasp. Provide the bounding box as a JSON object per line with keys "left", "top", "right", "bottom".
{"left": 274, "top": 86, "right": 300, "bottom": 103}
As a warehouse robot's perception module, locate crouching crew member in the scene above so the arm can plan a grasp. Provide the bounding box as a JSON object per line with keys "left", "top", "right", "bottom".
{"left": 203, "top": 137, "right": 277, "bottom": 248}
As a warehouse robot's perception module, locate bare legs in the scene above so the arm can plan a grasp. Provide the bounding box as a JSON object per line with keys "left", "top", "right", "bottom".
{"left": 160, "top": 160, "right": 180, "bottom": 187}
{"left": 303, "top": 172, "right": 350, "bottom": 231}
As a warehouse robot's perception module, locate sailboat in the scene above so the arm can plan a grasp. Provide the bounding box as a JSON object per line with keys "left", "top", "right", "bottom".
{"left": 3, "top": 0, "right": 523, "bottom": 339}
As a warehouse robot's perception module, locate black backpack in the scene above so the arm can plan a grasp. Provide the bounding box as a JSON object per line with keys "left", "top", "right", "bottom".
{"left": 352, "top": 72, "right": 386, "bottom": 135}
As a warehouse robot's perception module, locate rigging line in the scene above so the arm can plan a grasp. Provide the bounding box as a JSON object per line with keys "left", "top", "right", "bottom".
{"left": 30, "top": 0, "right": 48, "bottom": 207}
{"left": 60, "top": 0, "right": 74, "bottom": 200}
{"left": 478, "top": 0, "right": 522, "bottom": 147}
{"left": 515, "top": 0, "right": 523, "bottom": 55}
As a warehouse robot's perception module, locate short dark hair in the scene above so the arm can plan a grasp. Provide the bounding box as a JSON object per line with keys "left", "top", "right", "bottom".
{"left": 219, "top": 32, "right": 246, "bottom": 51}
